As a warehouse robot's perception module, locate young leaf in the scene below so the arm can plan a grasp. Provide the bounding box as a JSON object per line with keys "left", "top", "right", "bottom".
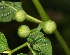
{"left": 17, "top": 53, "right": 27, "bottom": 55}
{"left": 27, "top": 23, "right": 52, "bottom": 55}
{"left": 0, "top": 1, "right": 22, "bottom": 22}
{"left": 0, "top": 32, "right": 9, "bottom": 53}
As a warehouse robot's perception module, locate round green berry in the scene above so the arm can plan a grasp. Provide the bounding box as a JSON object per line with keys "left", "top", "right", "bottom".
{"left": 18, "top": 25, "right": 31, "bottom": 38}
{"left": 15, "top": 10, "right": 26, "bottom": 22}
{"left": 43, "top": 20, "right": 57, "bottom": 34}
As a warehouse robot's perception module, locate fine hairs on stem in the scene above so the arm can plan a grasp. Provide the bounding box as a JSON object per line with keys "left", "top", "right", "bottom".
{"left": 32, "top": 0, "right": 70, "bottom": 55}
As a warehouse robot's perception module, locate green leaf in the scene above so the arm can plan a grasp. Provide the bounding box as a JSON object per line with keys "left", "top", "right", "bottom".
{"left": 17, "top": 53, "right": 27, "bottom": 55}
{"left": 27, "top": 23, "right": 44, "bottom": 45}
{"left": 0, "top": 1, "right": 22, "bottom": 22}
{"left": 27, "top": 23, "right": 52, "bottom": 55}
{"left": 0, "top": 32, "right": 9, "bottom": 53}
{"left": 33, "top": 37, "right": 52, "bottom": 55}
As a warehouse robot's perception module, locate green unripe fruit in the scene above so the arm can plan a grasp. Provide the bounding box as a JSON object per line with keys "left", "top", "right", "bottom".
{"left": 18, "top": 25, "right": 31, "bottom": 38}
{"left": 15, "top": 10, "right": 26, "bottom": 22}
{"left": 43, "top": 20, "right": 57, "bottom": 34}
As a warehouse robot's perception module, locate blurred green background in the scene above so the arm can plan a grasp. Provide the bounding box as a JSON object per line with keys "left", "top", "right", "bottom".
{"left": 0, "top": 0, "right": 70, "bottom": 55}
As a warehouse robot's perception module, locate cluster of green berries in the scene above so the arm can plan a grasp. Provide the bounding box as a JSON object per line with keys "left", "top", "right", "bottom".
{"left": 15, "top": 10, "right": 57, "bottom": 38}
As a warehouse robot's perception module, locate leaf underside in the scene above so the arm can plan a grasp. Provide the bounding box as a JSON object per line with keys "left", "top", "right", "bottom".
{"left": 0, "top": 32, "right": 9, "bottom": 53}
{"left": 0, "top": 1, "right": 22, "bottom": 22}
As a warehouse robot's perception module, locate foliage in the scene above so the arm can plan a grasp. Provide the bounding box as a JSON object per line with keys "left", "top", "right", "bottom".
{"left": 27, "top": 23, "right": 52, "bottom": 55}
{"left": 0, "top": 32, "right": 9, "bottom": 53}
{"left": 0, "top": 1, "right": 22, "bottom": 22}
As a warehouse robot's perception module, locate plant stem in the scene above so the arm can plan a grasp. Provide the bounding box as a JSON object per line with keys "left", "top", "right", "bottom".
{"left": 28, "top": 44, "right": 36, "bottom": 55}
{"left": 8, "top": 42, "right": 36, "bottom": 55}
{"left": 32, "top": 0, "right": 50, "bottom": 21}
{"left": 32, "top": 0, "right": 70, "bottom": 55}
{"left": 26, "top": 14, "right": 42, "bottom": 23}
{"left": 54, "top": 30, "right": 70, "bottom": 55}
{"left": 8, "top": 42, "right": 29, "bottom": 55}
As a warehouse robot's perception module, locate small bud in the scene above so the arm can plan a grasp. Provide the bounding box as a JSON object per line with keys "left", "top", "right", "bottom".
{"left": 43, "top": 20, "right": 57, "bottom": 34}
{"left": 15, "top": 10, "right": 26, "bottom": 22}
{"left": 18, "top": 25, "right": 31, "bottom": 38}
